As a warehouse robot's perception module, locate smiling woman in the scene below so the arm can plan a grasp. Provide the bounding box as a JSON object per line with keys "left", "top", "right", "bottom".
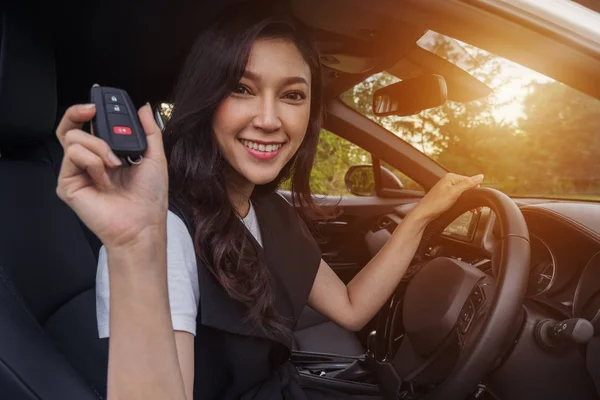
{"left": 212, "top": 38, "right": 311, "bottom": 186}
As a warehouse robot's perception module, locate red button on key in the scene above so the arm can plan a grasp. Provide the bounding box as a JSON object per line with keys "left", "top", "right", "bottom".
{"left": 113, "top": 126, "right": 132, "bottom": 135}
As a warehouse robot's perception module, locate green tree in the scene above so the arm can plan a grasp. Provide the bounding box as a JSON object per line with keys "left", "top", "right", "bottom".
{"left": 516, "top": 81, "right": 600, "bottom": 197}
{"left": 310, "top": 130, "right": 371, "bottom": 196}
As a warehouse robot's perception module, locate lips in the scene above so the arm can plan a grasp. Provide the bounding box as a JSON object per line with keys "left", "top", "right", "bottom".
{"left": 239, "top": 139, "right": 285, "bottom": 161}
{"left": 240, "top": 139, "right": 284, "bottom": 153}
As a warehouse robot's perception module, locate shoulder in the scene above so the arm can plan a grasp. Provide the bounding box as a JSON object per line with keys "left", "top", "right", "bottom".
{"left": 258, "top": 191, "right": 296, "bottom": 218}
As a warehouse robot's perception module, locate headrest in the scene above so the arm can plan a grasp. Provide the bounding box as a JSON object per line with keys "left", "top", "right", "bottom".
{"left": 0, "top": 12, "right": 57, "bottom": 146}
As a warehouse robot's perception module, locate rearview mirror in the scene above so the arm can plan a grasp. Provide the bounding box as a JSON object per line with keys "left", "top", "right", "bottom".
{"left": 345, "top": 165, "right": 404, "bottom": 196}
{"left": 372, "top": 74, "right": 448, "bottom": 117}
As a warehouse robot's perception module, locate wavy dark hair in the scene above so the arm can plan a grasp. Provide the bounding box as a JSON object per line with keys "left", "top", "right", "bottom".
{"left": 163, "top": 1, "right": 323, "bottom": 338}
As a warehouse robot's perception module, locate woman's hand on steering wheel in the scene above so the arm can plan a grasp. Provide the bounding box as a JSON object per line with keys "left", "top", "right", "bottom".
{"left": 410, "top": 173, "right": 484, "bottom": 223}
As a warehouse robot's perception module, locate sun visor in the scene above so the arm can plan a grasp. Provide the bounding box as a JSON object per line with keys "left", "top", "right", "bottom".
{"left": 388, "top": 46, "right": 493, "bottom": 103}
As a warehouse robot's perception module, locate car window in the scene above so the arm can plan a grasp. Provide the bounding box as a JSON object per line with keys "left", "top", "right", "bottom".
{"left": 379, "top": 161, "right": 424, "bottom": 193}
{"left": 310, "top": 130, "right": 423, "bottom": 196}
{"left": 341, "top": 30, "right": 600, "bottom": 201}
{"left": 309, "top": 130, "right": 370, "bottom": 196}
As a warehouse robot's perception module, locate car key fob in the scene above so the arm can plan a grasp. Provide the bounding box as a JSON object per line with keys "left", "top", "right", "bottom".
{"left": 90, "top": 85, "right": 147, "bottom": 165}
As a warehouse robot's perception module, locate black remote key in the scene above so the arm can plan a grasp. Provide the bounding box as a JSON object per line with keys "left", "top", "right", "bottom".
{"left": 90, "top": 85, "right": 147, "bottom": 165}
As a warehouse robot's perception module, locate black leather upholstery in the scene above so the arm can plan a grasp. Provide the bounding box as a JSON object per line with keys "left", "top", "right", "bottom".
{"left": 0, "top": 266, "right": 100, "bottom": 399}
{"left": 0, "top": 11, "right": 107, "bottom": 399}
{"left": 0, "top": 12, "right": 56, "bottom": 146}
{"left": 294, "top": 306, "right": 364, "bottom": 356}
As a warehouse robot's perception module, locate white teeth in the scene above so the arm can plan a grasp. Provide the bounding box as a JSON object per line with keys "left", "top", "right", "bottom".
{"left": 240, "top": 139, "right": 283, "bottom": 153}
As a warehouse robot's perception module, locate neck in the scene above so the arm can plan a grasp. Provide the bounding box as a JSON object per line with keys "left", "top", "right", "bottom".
{"left": 225, "top": 168, "right": 255, "bottom": 218}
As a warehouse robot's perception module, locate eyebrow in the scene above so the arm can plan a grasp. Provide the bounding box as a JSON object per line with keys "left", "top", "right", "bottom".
{"left": 243, "top": 70, "right": 309, "bottom": 87}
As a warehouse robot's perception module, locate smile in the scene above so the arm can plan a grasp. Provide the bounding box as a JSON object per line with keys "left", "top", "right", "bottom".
{"left": 239, "top": 139, "right": 285, "bottom": 161}
{"left": 240, "top": 139, "right": 284, "bottom": 153}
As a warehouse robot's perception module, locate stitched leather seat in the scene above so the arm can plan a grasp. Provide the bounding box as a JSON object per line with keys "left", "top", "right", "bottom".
{"left": 0, "top": 11, "right": 108, "bottom": 399}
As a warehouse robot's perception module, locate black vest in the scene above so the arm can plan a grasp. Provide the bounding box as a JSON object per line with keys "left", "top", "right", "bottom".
{"left": 169, "top": 192, "right": 321, "bottom": 399}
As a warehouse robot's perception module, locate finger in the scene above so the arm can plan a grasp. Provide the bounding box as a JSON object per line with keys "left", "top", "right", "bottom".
{"left": 56, "top": 104, "right": 96, "bottom": 146}
{"left": 456, "top": 174, "right": 484, "bottom": 191}
{"left": 138, "top": 103, "right": 166, "bottom": 162}
{"left": 60, "top": 143, "right": 111, "bottom": 188}
{"left": 445, "top": 173, "right": 463, "bottom": 186}
{"left": 63, "top": 128, "right": 122, "bottom": 167}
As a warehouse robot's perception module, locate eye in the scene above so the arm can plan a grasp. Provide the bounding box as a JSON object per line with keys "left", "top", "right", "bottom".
{"left": 232, "top": 84, "right": 252, "bottom": 96}
{"left": 283, "top": 91, "right": 307, "bottom": 102}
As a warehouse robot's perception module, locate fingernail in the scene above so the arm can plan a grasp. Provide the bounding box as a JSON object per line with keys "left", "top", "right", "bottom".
{"left": 80, "top": 103, "right": 95, "bottom": 110}
{"left": 107, "top": 152, "right": 122, "bottom": 167}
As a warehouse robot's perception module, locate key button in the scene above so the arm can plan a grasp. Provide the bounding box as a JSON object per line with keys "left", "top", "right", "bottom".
{"left": 105, "top": 93, "right": 124, "bottom": 104}
{"left": 107, "top": 104, "right": 127, "bottom": 114}
{"left": 113, "top": 126, "right": 132, "bottom": 135}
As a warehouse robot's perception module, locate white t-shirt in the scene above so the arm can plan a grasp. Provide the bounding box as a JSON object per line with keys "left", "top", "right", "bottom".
{"left": 95, "top": 203, "right": 262, "bottom": 338}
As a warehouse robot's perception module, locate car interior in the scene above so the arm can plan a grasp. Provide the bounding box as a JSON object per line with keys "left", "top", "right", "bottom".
{"left": 1, "top": 0, "right": 600, "bottom": 399}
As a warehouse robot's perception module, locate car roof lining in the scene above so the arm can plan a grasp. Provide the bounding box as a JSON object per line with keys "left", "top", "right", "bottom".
{"left": 27, "top": 0, "right": 600, "bottom": 111}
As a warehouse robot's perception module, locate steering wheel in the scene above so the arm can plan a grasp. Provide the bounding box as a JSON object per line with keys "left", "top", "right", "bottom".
{"left": 376, "top": 187, "right": 531, "bottom": 400}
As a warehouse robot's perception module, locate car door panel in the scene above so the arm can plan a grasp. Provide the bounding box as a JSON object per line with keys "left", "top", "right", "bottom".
{"left": 279, "top": 191, "right": 421, "bottom": 282}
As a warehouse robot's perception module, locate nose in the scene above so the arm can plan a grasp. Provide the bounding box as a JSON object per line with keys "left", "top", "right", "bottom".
{"left": 252, "top": 97, "right": 282, "bottom": 133}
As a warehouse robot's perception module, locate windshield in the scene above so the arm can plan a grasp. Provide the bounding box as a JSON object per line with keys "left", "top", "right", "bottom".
{"left": 341, "top": 31, "right": 600, "bottom": 200}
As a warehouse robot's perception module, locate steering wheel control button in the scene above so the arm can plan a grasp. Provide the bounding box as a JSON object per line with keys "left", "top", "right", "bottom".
{"left": 459, "top": 299, "right": 476, "bottom": 333}
{"left": 458, "top": 317, "right": 469, "bottom": 333}
{"left": 105, "top": 93, "right": 124, "bottom": 104}
{"left": 473, "top": 287, "right": 485, "bottom": 309}
{"left": 113, "top": 126, "right": 132, "bottom": 135}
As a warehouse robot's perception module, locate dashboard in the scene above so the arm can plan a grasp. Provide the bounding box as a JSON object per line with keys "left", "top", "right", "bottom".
{"left": 440, "top": 207, "right": 556, "bottom": 296}
{"left": 441, "top": 207, "right": 485, "bottom": 242}
{"left": 365, "top": 199, "right": 600, "bottom": 400}
{"left": 368, "top": 200, "right": 600, "bottom": 304}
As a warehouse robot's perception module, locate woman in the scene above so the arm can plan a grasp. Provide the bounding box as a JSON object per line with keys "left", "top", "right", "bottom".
{"left": 55, "top": 2, "right": 483, "bottom": 399}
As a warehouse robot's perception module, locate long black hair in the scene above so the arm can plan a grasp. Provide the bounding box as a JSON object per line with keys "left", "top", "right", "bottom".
{"left": 163, "top": 1, "right": 323, "bottom": 337}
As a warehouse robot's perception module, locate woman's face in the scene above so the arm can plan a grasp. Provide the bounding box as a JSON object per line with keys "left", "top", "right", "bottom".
{"left": 213, "top": 38, "right": 311, "bottom": 187}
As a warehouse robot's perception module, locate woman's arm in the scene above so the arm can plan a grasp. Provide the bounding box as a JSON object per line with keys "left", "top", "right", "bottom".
{"left": 106, "top": 233, "right": 188, "bottom": 400}
{"left": 308, "top": 173, "right": 483, "bottom": 331}
{"left": 174, "top": 332, "right": 195, "bottom": 400}
{"left": 55, "top": 103, "right": 188, "bottom": 399}
{"left": 96, "top": 211, "right": 199, "bottom": 400}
